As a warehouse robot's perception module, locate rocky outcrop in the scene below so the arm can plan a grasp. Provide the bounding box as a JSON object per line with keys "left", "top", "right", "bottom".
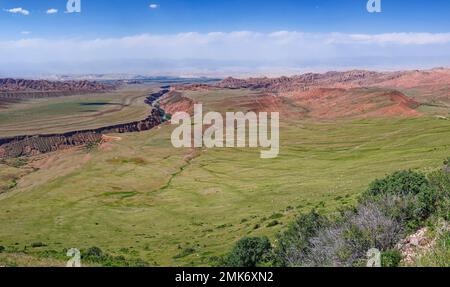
{"left": 0, "top": 89, "right": 169, "bottom": 159}
{"left": 215, "top": 71, "right": 395, "bottom": 92}
{"left": 396, "top": 227, "right": 435, "bottom": 265}
{"left": 397, "top": 222, "right": 449, "bottom": 265}
{"left": 0, "top": 79, "right": 116, "bottom": 99}
{"left": 0, "top": 78, "right": 115, "bottom": 92}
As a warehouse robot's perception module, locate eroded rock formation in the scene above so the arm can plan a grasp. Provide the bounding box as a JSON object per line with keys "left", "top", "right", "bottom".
{"left": 0, "top": 79, "right": 117, "bottom": 100}
{"left": 0, "top": 89, "right": 169, "bottom": 159}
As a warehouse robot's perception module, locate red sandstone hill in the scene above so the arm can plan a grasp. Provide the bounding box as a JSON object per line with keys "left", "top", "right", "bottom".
{"left": 173, "top": 68, "right": 450, "bottom": 120}
{"left": 216, "top": 68, "right": 450, "bottom": 92}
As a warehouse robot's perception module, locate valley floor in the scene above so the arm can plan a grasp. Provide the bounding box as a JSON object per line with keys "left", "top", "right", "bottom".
{"left": 1, "top": 114, "right": 449, "bottom": 266}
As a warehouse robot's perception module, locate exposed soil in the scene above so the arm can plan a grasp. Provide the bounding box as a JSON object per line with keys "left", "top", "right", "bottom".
{"left": 173, "top": 68, "right": 446, "bottom": 120}
{"left": 159, "top": 91, "right": 196, "bottom": 115}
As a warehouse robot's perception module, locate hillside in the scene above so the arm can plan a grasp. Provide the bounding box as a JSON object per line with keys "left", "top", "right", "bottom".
{"left": 0, "top": 69, "right": 449, "bottom": 266}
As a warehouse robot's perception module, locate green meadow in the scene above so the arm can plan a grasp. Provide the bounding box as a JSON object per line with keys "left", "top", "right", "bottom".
{"left": 1, "top": 110, "right": 449, "bottom": 265}
{"left": 0, "top": 88, "right": 151, "bottom": 137}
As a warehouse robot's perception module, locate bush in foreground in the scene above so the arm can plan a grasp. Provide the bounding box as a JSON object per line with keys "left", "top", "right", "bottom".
{"left": 220, "top": 237, "right": 272, "bottom": 267}
{"left": 224, "top": 158, "right": 450, "bottom": 267}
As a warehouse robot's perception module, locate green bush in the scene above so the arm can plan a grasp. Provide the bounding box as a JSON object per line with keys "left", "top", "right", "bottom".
{"left": 266, "top": 220, "right": 280, "bottom": 227}
{"left": 269, "top": 213, "right": 284, "bottom": 220}
{"left": 222, "top": 237, "right": 272, "bottom": 267}
{"left": 304, "top": 202, "right": 403, "bottom": 267}
{"left": 362, "top": 170, "right": 440, "bottom": 230}
{"left": 222, "top": 160, "right": 450, "bottom": 268}
{"left": 381, "top": 249, "right": 402, "bottom": 267}
{"left": 81, "top": 246, "right": 149, "bottom": 267}
{"left": 274, "top": 210, "right": 329, "bottom": 266}
{"left": 83, "top": 246, "right": 104, "bottom": 259}
{"left": 363, "top": 170, "right": 429, "bottom": 198}
{"left": 0, "top": 246, "right": 5, "bottom": 253}
{"left": 428, "top": 170, "right": 450, "bottom": 220}
{"left": 31, "top": 242, "right": 47, "bottom": 248}
{"left": 85, "top": 140, "right": 101, "bottom": 151}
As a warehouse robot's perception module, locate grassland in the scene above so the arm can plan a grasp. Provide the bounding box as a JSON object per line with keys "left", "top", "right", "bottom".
{"left": 0, "top": 88, "right": 449, "bottom": 266}
{"left": 0, "top": 87, "right": 153, "bottom": 137}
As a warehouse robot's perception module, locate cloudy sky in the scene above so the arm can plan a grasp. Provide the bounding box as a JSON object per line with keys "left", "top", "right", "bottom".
{"left": 1, "top": 0, "right": 450, "bottom": 76}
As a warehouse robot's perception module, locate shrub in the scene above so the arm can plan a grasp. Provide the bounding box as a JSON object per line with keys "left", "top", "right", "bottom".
{"left": 85, "top": 140, "right": 101, "bottom": 151}
{"left": 83, "top": 246, "right": 105, "bottom": 260}
{"left": 0, "top": 246, "right": 5, "bottom": 253}
{"left": 363, "top": 170, "right": 429, "bottom": 198}
{"left": 305, "top": 203, "right": 402, "bottom": 267}
{"left": 266, "top": 220, "right": 280, "bottom": 228}
{"left": 80, "top": 246, "right": 149, "bottom": 266}
{"left": 428, "top": 170, "right": 450, "bottom": 220}
{"left": 31, "top": 242, "right": 47, "bottom": 248}
{"left": 222, "top": 237, "right": 272, "bottom": 267}
{"left": 381, "top": 249, "right": 402, "bottom": 267}
{"left": 362, "top": 170, "right": 439, "bottom": 230}
{"left": 274, "top": 210, "right": 328, "bottom": 267}
{"left": 269, "top": 213, "right": 284, "bottom": 220}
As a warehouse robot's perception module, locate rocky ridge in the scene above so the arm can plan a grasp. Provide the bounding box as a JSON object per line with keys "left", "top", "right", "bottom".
{"left": 0, "top": 89, "right": 169, "bottom": 159}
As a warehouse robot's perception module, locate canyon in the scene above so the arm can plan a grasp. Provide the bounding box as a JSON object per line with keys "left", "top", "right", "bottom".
{"left": 0, "top": 89, "right": 169, "bottom": 159}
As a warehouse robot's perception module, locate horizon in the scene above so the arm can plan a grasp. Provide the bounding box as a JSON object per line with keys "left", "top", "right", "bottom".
{"left": 1, "top": 0, "right": 450, "bottom": 76}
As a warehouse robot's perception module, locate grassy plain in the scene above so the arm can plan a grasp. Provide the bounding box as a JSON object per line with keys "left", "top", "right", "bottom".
{"left": 0, "top": 88, "right": 449, "bottom": 266}
{"left": 0, "top": 87, "right": 152, "bottom": 137}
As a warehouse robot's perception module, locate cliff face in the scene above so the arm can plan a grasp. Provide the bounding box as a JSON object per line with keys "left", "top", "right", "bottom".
{"left": 0, "top": 79, "right": 117, "bottom": 100}
{"left": 0, "top": 79, "right": 115, "bottom": 92}
{"left": 0, "top": 90, "right": 169, "bottom": 159}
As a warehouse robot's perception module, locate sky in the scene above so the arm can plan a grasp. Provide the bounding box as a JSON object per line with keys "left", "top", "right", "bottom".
{"left": 0, "top": 0, "right": 449, "bottom": 76}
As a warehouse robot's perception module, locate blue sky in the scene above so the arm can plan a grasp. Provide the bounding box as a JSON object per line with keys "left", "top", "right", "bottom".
{"left": 1, "top": 0, "right": 450, "bottom": 38}
{"left": 0, "top": 0, "right": 449, "bottom": 76}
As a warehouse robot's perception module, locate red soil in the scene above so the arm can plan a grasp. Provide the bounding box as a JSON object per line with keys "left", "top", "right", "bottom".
{"left": 159, "top": 91, "right": 195, "bottom": 115}
{"left": 280, "top": 88, "right": 421, "bottom": 119}
{"left": 170, "top": 68, "right": 449, "bottom": 120}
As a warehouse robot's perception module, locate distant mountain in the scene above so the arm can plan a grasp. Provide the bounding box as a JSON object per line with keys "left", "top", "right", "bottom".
{"left": 216, "top": 68, "right": 450, "bottom": 92}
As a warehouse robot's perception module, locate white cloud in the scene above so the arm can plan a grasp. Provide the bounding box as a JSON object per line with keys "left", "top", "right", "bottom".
{"left": 21, "top": 31, "right": 31, "bottom": 35}
{"left": 327, "top": 32, "right": 450, "bottom": 45}
{"left": 46, "top": 8, "right": 58, "bottom": 15}
{"left": 149, "top": 4, "right": 159, "bottom": 9}
{"left": 5, "top": 7, "right": 30, "bottom": 16}
{"left": 1, "top": 31, "right": 449, "bottom": 74}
